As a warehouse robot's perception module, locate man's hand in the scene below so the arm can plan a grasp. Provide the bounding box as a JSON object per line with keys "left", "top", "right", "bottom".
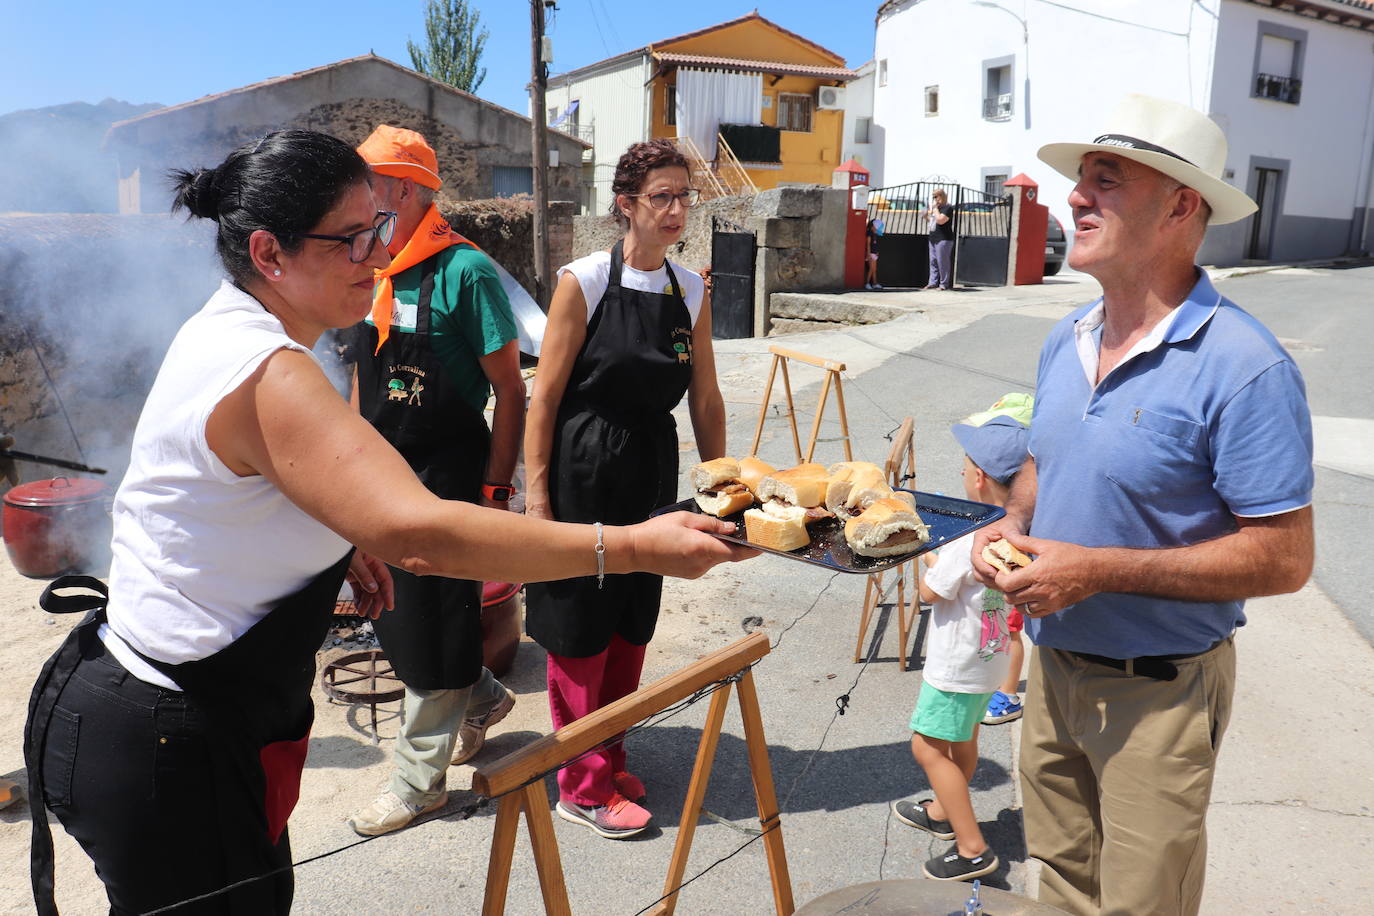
{"left": 970, "top": 518, "right": 1025, "bottom": 587}
{"left": 992, "top": 533, "right": 1102, "bottom": 618}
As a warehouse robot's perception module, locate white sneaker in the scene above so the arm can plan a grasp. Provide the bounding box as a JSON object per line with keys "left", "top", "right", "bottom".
{"left": 347, "top": 790, "right": 448, "bottom": 836}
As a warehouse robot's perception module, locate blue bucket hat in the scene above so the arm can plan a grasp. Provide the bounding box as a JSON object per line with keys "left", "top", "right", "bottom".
{"left": 951, "top": 414, "right": 1030, "bottom": 485}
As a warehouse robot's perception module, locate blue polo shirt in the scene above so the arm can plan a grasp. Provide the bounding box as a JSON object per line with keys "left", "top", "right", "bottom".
{"left": 1025, "top": 270, "right": 1313, "bottom": 658}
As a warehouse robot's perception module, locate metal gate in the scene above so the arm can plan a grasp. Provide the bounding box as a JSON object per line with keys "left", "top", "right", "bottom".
{"left": 866, "top": 181, "right": 1011, "bottom": 288}
{"left": 709, "top": 216, "right": 757, "bottom": 339}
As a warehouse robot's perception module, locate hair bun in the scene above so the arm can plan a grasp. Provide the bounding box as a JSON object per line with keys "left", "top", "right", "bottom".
{"left": 169, "top": 166, "right": 224, "bottom": 220}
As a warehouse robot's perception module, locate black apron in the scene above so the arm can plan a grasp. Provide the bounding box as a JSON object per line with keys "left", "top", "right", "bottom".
{"left": 353, "top": 254, "right": 487, "bottom": 689}
{"left": 24, "top": 552, "right": 352, "bottom": 915}
{"left": 525, "top": 240, "right": 694, "bottom": 657}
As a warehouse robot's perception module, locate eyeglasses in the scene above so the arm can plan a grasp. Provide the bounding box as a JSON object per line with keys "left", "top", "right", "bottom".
{"left": 302, "top": 210, "right": 397, "bottom": 263}
{"left": 628, "top": 189, "right": 701, "bottom": 210}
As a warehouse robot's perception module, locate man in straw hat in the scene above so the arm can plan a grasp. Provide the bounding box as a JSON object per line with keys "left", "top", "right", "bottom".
{"left": 973, "top": 95, "right": 1314, "bottom": 914}
{"left": 346, "top": 125, "right": 525, "bottom": 836}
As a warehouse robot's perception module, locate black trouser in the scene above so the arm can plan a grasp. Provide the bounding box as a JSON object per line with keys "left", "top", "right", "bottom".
{"left": 40, "top": 639, "right": 293, "bottom": 915}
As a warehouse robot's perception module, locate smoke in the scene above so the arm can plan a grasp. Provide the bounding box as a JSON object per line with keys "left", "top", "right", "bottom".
{"left": 0, "top": 212, "right": 221, "bottom": 489}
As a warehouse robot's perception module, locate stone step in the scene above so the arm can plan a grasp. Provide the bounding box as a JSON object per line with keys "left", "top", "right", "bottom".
{"left": 768, "top": 292, "right": 910, "bottom": 327}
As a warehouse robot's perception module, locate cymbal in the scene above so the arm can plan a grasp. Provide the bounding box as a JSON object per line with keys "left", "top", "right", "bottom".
{"left": 795, "top": 879, "right": 1070, "bottom": 915}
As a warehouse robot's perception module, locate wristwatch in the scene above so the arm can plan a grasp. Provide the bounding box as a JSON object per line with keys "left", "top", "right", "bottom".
{"left": 482, "top": 482, "right": 516, "bottom": 502}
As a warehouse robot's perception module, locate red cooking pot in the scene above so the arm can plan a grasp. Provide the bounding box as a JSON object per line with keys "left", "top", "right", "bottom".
{"left": 481, "top": 581, "right": 523, "bottom": 678}
{"left": 2, "top": 476, "right": 112, "bottom": 578}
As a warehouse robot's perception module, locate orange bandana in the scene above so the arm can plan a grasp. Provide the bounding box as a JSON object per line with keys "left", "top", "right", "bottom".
{"left": 370, "top": 204, "right": 480, "bottom": 353}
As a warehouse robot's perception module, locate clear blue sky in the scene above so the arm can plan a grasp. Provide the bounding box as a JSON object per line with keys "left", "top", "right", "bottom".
{"left": 2, "top": 1, "right": 876, "bottom": 118}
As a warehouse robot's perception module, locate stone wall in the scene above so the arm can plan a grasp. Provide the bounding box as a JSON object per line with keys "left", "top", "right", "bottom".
{"left": 440, "top": 196, "right": 574, "bottom": 297}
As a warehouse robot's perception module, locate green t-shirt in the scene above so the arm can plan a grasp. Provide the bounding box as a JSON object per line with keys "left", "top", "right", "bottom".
{"left": 367, "top": 243, "right": 517, "bottom": 414}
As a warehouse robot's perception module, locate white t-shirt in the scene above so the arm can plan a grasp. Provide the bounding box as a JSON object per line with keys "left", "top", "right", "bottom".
{"left": 101, "top": 280, "right": 351, "bottom": 689}
{"left": 920, "top": 533, "right": 1012, "bottom": 693}
{"left": 559, "top": 250, "right": 705, "bottom": 327}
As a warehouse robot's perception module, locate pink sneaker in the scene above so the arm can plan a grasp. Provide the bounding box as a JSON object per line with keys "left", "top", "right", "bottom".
{"left": 612, "top": 770, "right": 646, "bottom": 803}
{"left": 556, "top": 793, "right": 652, "bottom": 839}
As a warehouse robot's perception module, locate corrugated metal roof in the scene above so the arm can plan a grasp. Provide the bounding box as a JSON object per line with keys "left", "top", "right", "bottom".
{"left": 653, "top": 53, "right": 858, "bottom": 81}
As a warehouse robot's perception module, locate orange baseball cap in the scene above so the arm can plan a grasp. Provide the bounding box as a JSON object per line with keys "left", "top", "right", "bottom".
{"left": 357, "top": 125, "right": 442, "bottom": 190}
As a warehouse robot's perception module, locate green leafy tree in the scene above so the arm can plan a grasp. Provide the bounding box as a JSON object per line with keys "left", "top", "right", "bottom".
{"left": 408, "top": 0, "right": 489, "bottom": 93}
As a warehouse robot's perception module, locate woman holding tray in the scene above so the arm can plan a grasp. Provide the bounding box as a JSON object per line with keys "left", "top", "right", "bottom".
{"left": 524, "top": 138, "right": 727, "bottom": 839}
{"left": 24, "top": 130, "right": 747, "bottom": 916}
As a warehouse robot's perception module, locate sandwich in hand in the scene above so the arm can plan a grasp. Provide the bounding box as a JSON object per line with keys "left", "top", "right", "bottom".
{"left": 982, "top": 539, "right": 1033, "bottom": 573}
{"left": 691, "top": 457, "right": 755, "bottom": 517}
{"left": 844, "top": 497, "right": 931, "bottom": 558}
{"left": 825, "top": 461, "right": 894, "bottom": 519}
{"left": 756, "top": 464, "right": 833, "bottom": 525}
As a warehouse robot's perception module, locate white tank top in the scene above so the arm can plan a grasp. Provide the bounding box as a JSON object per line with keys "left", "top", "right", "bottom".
{"left": 101, "top": 280, "right": 350, "bottom": 688}
{"left": 559, "top": 251, "right": 705, "bottom": 327}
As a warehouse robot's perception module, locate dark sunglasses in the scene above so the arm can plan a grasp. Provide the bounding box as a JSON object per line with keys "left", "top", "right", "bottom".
{"left": 302, "top": 211, "right": 397, "bottom": 263}
{"left": 628, "top": 189, "right": 701, "bottom": 210}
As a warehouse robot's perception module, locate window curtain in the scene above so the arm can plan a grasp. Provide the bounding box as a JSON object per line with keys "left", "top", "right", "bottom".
{"left": 675, "top": 68, "right": 763, "bottom": 160}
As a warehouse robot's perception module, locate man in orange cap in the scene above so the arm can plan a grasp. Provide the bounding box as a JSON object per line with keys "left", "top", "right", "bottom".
{"left": 347, "top": 125, "right": 526, "bottom": 836}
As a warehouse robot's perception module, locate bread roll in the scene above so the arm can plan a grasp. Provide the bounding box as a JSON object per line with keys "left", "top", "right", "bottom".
{"left": 743, "top": 504, "right": 810, "bottom": 552}
{"left": 844, "top": 497, "right": 931, "bottom": 558}
{"left": 825, "top": 461, "right": 893, "bottom": 516}
{"left": 737, "top": 456, "right": 775, "bottom": 499}
{"left": 982, "top": 539, "right": 1033, "bottom": 573}
{"left": 694, "top": 489, "right": 754, "bottom": 516}
{"left": 690, "top": 457, "right": 741, "bottom": 492}
{"left": 757, "top": 464, "right": 829, "bottom": 508}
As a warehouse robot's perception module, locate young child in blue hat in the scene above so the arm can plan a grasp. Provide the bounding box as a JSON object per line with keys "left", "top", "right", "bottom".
{"left": 891, "top": 396, "right": 1031, "bottom": 882}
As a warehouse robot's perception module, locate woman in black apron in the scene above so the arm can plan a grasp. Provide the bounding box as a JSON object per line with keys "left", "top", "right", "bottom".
{"left": 24, "top": 131, "right": 747, "bottom": 915}
{"left": 524, "top": 139, "right": 727, "bottom": 839}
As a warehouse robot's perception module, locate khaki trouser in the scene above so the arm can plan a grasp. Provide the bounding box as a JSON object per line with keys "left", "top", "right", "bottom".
{"left": 1020, "top": 638, "right": 1235, "bottom": 916}
{"left": 390, "top": 667, "right": 508, "bottom": 805}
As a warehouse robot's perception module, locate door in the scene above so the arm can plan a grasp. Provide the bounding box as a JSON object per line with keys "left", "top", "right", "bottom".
{"left": 1247, "top": 167, "right": 1282, "bottom": 260}
{"left": 709, "top": 217, "right": 756, "bottom": 339}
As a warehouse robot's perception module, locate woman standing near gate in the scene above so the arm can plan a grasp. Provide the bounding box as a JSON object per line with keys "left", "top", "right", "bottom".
{"left": 524, "top": 139, "right": 727, "bottom": 839}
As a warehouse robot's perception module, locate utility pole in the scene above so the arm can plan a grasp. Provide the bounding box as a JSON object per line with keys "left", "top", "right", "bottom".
{"left": 530, "top": 0, "right": 552, "bottom": 309}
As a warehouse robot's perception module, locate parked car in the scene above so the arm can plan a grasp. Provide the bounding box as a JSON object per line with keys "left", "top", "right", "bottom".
{"left": 1045, "top": 213, "right": 1066, "bottom": 276}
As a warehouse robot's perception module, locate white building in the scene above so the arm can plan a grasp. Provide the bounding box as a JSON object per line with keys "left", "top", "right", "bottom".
{"left": 873, "top": 0, "right": 1374, "bottom": 265}
{"left": 841, "top": 60, "right": 884, "bottom": 182}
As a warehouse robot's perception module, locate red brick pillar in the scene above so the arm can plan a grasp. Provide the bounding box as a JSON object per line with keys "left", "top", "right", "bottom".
{"left": 1005, "top": 174, "right": 1048, "bottom": 286}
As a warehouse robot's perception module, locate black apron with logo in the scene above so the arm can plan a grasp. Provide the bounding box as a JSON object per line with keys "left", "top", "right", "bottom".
{"left": 525, "top": 240, "right": 694, "bottom": 657}
{"left": 354, "top": 255, "right": 487, "bottom": 689}
{"left": 24, "top": 552, "right": 352, "bottom": 915}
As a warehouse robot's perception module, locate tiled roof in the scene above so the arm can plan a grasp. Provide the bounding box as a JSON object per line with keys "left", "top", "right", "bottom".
{"left": 653, "top": 52, "right": 858, "bottom": 81}
{"left": 551, "top": 12, "right": 848, "bottom": 83}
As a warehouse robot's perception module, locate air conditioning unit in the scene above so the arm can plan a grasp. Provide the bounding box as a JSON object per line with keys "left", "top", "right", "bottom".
{"left": 817, "top": 85, "right": 846, "bottom": 110}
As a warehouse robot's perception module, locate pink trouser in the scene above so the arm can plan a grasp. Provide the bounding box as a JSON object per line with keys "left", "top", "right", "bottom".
{"left": 546, "top": 633, "right": 647, "bottom": 806}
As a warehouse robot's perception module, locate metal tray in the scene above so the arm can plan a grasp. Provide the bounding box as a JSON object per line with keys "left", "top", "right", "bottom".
{"left": 655, "top": 489, "right": 1005, "bottom": 575}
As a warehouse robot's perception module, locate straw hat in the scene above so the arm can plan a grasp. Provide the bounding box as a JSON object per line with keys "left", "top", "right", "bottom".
{"left": 1037, "top": 94, "right": 1256, "bottom": 225}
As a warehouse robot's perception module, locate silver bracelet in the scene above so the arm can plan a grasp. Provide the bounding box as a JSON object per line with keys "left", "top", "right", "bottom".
{"left": 594, "top": 522, "right": 606, "bottom": 589}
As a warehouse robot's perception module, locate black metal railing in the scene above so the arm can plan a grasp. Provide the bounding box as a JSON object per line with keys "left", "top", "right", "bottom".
{"left": 865, "top": 182, "right": 1011, "bottom": 238}
{"left": 719, "top": 123, "right": 781, "bottom": 163}
{"left": 1254, "top": 73, "right": 1301, "bottom": 104}
{"left": 982, "top": 94, "right": 1013, "bottom": 120}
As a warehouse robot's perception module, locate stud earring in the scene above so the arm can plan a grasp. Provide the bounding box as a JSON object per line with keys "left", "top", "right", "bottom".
{"left": 273, "top": 269, "right": 282, "bottom": 276}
